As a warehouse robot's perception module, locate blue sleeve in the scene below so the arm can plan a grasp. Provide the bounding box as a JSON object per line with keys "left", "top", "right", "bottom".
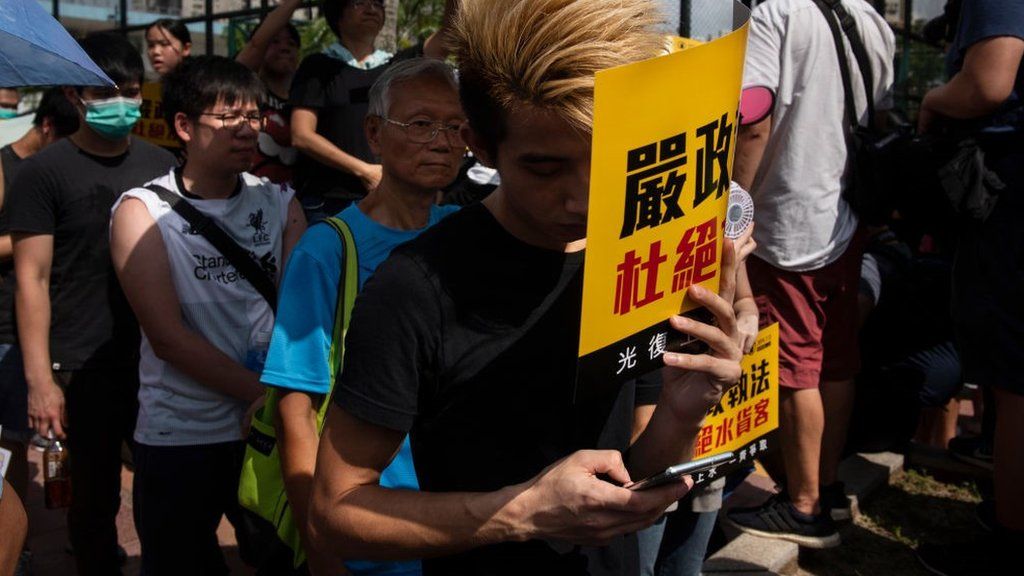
{"left": 261, "top": 225, "right": 343, "bottom": 394}
{"left": 958, "top": 1, "right": 1024, "bottom": 51}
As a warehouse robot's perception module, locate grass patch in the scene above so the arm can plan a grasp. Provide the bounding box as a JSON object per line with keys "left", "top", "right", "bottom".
{"left": 788, "top": 470, "right": 982, "bottom": 575}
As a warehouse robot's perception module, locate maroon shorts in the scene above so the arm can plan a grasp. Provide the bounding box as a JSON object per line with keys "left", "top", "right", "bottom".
{"left": 747, "top": 238, "right": 864, "bottom": 390}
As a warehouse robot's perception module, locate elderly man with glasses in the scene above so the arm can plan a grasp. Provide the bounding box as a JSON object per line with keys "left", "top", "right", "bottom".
{"left": 258, "top": 57, "right": 465, "bottom": 576}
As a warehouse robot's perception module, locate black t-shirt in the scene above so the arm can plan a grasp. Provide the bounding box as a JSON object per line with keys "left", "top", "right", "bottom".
{"left": 289, "top": 53, "right": 386, "bottom": 203}
{"left": 336, "top": 203, "right": 660, "bottom": 575}
{"left": 5, "top": 138, "right": 177, "bottom": 369}
{"left": 0, "top": 144, "right": 26, "bottom": 344}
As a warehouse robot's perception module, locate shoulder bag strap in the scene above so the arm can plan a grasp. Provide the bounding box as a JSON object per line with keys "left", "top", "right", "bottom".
{"left": 822, "top": 0, "right": 877, "bottom": 124}
{"left": 316, "top": 216, "right": 359, "bottom": 431}
{"left": 811, "top": 0, "right": 862, "bottom": 134}
{"left": 144, "top": 183, "right": 278, "bottom": 312}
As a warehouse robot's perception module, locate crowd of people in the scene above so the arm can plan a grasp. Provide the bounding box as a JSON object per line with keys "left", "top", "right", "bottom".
{"left": 0, "top": 0, "right": 1021, "bottom": 575}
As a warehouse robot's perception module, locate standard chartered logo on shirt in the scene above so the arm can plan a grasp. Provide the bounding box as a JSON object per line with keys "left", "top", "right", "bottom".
{"left": 191, "top": 251, "right": 278, "bottom": 285}
{"left": 192, "top": 253, "right": 243, "bottom": 285}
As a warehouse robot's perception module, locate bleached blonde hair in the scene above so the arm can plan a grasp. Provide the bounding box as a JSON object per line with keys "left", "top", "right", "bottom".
{"left": 452, "top": 0, "right": 665, "bottom": 152}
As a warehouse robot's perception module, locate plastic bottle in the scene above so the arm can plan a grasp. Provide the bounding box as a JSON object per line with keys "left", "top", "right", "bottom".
{"left": 44, "top": 431, "right": 71, "bottom": 509}
{"left": 244, "top": 329, "right": 272, "bottom": 374}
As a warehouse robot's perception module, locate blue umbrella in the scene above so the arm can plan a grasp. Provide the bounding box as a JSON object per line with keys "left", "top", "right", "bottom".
{"left": 0, "top": 0, "right": 114, "bottom": 87}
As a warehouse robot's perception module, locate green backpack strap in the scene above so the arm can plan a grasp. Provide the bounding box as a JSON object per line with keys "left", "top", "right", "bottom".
{"left": 316, "top": 216, "right": 359, "bottom": 430}
{"left": 251, "top": 216, "right": 359, "bottom": 437}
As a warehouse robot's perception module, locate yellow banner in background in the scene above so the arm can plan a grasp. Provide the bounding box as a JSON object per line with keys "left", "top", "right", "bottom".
{"left": 576, "top": 7, "right": 749, "bottom": 389}
{"left": 133, "top": 82, "right": 180, "bottom": 149}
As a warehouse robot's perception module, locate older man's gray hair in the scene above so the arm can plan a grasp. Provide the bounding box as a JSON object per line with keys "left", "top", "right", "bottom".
{"left": 367, "top": 58, "right": 459, "bottom": 118}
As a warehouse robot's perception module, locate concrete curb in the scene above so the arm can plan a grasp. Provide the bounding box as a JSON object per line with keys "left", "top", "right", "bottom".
{"left": 702, "top": 451, "right": 904, "bottom": 576}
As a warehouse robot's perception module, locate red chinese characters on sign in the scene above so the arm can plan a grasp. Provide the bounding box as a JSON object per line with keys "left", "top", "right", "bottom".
{"left": 672, "top": 217, "right": 717, "bottom": 293}
{"left": 696, "top": 425, "right": 713, "bottom": 456}
{"left": 612, "top": 217, "right": 719, "bottom": 315}
{"left": 695, "top": 396, "right": 773, "bottom": 457}
{"left": 754, "top": 397, "right": 770, "bottom": 428}
{"left": 614, "top": 241, "right": 667, "bottom": 315}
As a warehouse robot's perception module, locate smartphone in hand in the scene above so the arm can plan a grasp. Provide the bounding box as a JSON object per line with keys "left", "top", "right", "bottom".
{"left": 625, "top": 451, "right": 735, "bottom": 491}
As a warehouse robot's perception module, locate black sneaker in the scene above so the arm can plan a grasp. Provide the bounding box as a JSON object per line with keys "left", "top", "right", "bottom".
{"left": 948, "top": 435, "right": 994, "bottom": 471}
{"left": 724, "top": 495, "right": 840, "bottom": 549}
{"left": 820, "top": 481, "right": 854, "bottom": 522}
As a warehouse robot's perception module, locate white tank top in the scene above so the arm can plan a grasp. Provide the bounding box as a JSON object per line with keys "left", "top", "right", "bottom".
{"left": 114, "top": 169, "right": 294, "bottom": 446}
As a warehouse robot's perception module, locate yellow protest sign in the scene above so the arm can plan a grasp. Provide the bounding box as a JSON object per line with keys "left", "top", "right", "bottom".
{"left": 682, "top": 324, "right": 779, "bottom": 486}
{"left": 577, "top": 9, "right": 749, "bottom": 389}
{"left": 132, "top": 82, "right": 180, "bottom": 149}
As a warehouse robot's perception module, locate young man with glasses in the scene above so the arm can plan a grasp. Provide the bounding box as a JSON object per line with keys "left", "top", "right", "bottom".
{"left": 6, "top": 32, "right": 176, "bottom": 575}
{"left": 109, "top": 55, "right": 306, "bottom": 575}
{"left": 260, "top": 57, "right": 465, "bottom": 576}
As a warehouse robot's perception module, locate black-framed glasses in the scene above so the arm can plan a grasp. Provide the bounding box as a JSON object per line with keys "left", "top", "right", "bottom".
{"left": 352, "top": 0, "right": 385, "bottom": 11}
{"left": 198, "top": 111, "right": 264, "bottom": 131}
{"left": 382, "top": 117, "right": 465, "bottom": 145}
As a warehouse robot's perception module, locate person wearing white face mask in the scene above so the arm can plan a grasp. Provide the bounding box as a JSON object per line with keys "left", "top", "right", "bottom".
{"left": 4, "top": 32, "right": 176, "bottom": 576}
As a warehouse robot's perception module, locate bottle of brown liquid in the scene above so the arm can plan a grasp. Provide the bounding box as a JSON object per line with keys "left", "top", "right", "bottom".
{"left": 44, "top": 432, "right": 71, "bottom": 509}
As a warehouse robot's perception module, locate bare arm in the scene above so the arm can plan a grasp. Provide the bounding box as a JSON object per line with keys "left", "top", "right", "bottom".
{"left": 733, "top": 116, "right": 772, "bottom": 191}
{"left": 422, "top": 0, "right": 460, "bottom": 59}
{"left": 275, "top": 390, "right": 321, "bottom": 549}
{"left": 110, "top": 198, "right": 263, "bottom": 402}
{"left": 13, "top": 233, "right": 65, "bottom": 437}
{"left": 0, "top": 478, "right": 28, "bottom": 576}
{"left": 919, "top": 36, "right": 1024, "bottom": 132}
{"left": 0, "top": 162, "right": 9, "bottom": 261}
{"left": 307, "top": 407, "right": 687, "bottom": 567}
{"left": 291, "top": 107, "right": 382, "bottom": 192}
{"left": 236, "top": 0, "right": 303, "bottom": 72}
{"left": 0, "top": 235, "right": 11, "bottom": 262}
{"left": 734, "top": 264, "right": 759, "bottom": 354}
{"left": 281, "top": 196, "right": 306, "bottom": 269}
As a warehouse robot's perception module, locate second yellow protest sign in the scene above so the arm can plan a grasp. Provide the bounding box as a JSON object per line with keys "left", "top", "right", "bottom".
{"left": 132, "top": 82, "right": 180, "bottom": 149}
{"left": 683, "top": 323, "right": 780, "bottom": 486}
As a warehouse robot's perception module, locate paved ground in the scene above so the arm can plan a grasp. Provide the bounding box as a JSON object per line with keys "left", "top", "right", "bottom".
{"left": 23, "top": 447, "right": 252, "bottom": 576}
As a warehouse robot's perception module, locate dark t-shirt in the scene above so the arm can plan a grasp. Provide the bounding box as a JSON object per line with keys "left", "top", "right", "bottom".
{"left": 947, "top": 0, "right": 1024, "bottom": 131}
{"left": 335, "top": 203, "right": 660, "bottom": 575}
{"left": 5, "top": 138, "right": 176, "bottom": 369}
{"left": 0, "top": 144, "right": 26, "bottom": 344}
{"left": 289, "top": 53, "right": 386, "bottom": 203}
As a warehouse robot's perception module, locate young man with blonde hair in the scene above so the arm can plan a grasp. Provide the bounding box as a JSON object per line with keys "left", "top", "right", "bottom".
{"left": 307, "top": 1, "right": 743, "bottom": 574}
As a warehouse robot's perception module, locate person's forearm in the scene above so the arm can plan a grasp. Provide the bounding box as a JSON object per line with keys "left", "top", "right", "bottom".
{"left": 734, "top": 265, "right": 756, "bottom": 317}
{"left": 309, "top": 482, "right": 525, "bottom": 563}
{"left": 292, "top": 129, "right": 373, "bottom": 179}
{"left": 236, "top": 0, "right": 302, "bottom": 71}
{"left": 275, "top": 391, "right": 321, "bottom": 546}
{"left": 0, "top": 235, "right": 11, "bottom": 262}
{"left": 15, "top": 279, "right": 54, "bottom": 386}
{"left": 734, "top": 118, "right": 772, "bottom": 191}
{"left": 626, "top": 395, "right": 701, "bottom": 480}
{"left": 922, "top": 75, "right": 1010, "bottom": 122}
{"left": 149, "top": 328, "right": 263, "bottom": 402}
